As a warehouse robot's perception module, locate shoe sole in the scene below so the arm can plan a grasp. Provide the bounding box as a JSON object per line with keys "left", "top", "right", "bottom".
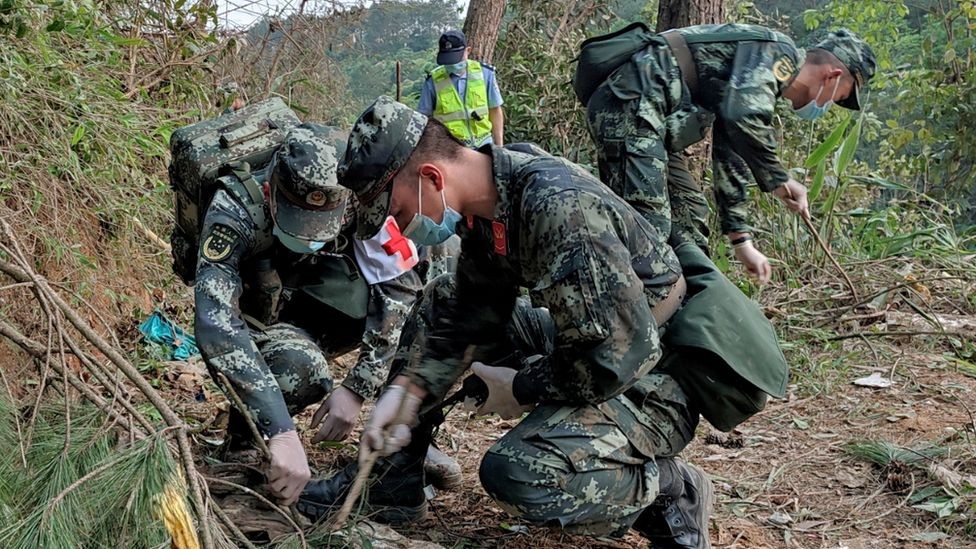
{"left": 685, "top": 463, "right": 713, "bottom": 549}
{"left": 296, "top": 498, "right": 428, "bottom": 526}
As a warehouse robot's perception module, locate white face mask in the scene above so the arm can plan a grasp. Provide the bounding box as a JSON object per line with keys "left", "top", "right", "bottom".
{"left": 446, "top": 61, "right": 467, "bottom": 75}
{"left": 794, "top": 77, "right": 842, "bottom": 120}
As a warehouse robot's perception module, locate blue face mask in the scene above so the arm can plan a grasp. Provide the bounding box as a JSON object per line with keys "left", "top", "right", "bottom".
{"left": 794, "top": 78, "right": 841, "bottom": 121}
{"left": 446, "top": 61, "right": 467, "bottom": 75}
{"left": 402, "top": 176, "right": 461, "bottom": 246}
{"left": 273, "top": 224, "right": 326, "bottom": 254}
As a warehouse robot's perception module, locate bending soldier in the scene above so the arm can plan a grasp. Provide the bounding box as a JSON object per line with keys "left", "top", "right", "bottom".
{"left": 194, "top": 124, "right": 457, "bottom": 506}
{"left": 582, "top": 26, "right": 875, "bottom": 283}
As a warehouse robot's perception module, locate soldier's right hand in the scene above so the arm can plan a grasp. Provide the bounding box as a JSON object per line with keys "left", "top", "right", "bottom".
{"left": 772, "top": 178, "right": 810, "bottom": 221}
{"left": 359, "top": 381, "right": 423, "bottom": 462}
{"left": 266, "top": 430, "right": 310, "bottom": 505}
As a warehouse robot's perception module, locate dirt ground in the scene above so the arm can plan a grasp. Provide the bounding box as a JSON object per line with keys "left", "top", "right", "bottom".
{"left": 167, "top": 326, "right": 976, "bottom": 549}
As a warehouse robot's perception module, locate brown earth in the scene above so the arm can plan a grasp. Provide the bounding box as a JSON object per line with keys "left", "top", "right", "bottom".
{"left": 165, "top": 328, "right": 975, "bottom": 549}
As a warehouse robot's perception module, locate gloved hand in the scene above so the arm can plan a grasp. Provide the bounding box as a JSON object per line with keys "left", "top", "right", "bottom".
{"left": 266, "top": 430, "right": 310, "bottom": 505}
{"left": 310, "top": 386, "right": 365, "bottom": 443}
{"left": 359, "top": 384, "right": 423, "bottom": 462}
{"left": 471, "top": 362, "right": 532, "bottom": 420}
{"left": 772, "top": 178, "right": 810, "bottom": 221}
{"left": 733, "top": 241, "right": 772, "bottom": 284}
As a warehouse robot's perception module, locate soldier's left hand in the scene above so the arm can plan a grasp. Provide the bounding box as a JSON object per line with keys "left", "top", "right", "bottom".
{"left": 471, "top": 362, "right": 532, "bottom": 420}
{"left": 310, "top": 386, "right": 365, "bottom": 443}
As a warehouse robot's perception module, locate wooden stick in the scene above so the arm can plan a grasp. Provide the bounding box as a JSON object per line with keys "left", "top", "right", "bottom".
{"left": 801, "top": 214, "right": 860, "bottom": 302}
{"left": 781, "top": 184, "right": 859, "bottom": 302}
{"left": 214, "top": 371, "right": 307, "bottom": 542}
{"left": 131, "top": 216, "right": 172, "bottom": 253}
{"left": 329, "top": 345, "right": 477, "bottom": 530}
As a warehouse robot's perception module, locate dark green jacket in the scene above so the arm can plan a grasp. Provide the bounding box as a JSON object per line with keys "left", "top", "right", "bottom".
{"left": 662, "top": 242, "right": 789, "bottom": 431}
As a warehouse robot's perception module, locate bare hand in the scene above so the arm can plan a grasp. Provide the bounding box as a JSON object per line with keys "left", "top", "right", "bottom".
{"left": 266, "top": 430, "right": 310, "bottom": 505}
{"left": 772, "top": 178, "right": 810, "bottom": 221}
{"left": 310, "top": 386, "right": 364, "bottom": 443}
{"left": 733, "top": 241, "right": 772, "bottom": 284}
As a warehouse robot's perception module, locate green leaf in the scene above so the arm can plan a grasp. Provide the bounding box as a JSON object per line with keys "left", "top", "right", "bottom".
{"left": 804, "top": 114, "right": 851, "bottom": 168}
{"left": 808, "top": 159, "right": 827, "bottom": 202}
{"left": 835, "top": 116, "right": 862, "bottom": 175}
{"left": 70, "top": 125, "right": 86, "bottom": 146}
{"left": 848, "top": 176, "right": 912, "bottom": 191}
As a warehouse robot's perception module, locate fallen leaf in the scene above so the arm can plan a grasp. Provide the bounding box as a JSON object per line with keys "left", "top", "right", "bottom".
{"left": 853, "top": 373, "right": 893, "bottom": 388}
{"left": 768, "top": 511, "right": 792, "bottom": 526}
{"left": 912, "top": 532, "right": 948, "bottom": 542}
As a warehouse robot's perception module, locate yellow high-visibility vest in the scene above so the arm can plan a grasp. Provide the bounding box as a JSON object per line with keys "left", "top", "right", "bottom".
{"left": 431, "top": 60, "right": 492, "bottom": 147}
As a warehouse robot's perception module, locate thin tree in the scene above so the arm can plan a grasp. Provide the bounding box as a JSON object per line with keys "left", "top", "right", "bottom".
{"left": 462, "top": 0, "right": 507, "bottom": 64}
{"left": 656, "top": 0, "right": 725, "bottom": 31}
{"left": 655, "top": 0, "right": 726, "bottom": 184}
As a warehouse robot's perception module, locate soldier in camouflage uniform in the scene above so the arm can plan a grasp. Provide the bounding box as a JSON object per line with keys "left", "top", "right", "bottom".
{"left": 297, "top": 97, "right": 790, "bottom": 548}
{"left": 194, "top": 123, "right": 429, "bottom": 505}
{"left": 583, "top": 26, "right": 876, "bottom": 283}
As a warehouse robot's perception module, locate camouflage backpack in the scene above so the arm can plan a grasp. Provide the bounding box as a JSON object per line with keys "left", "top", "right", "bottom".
{"left": 168, "top": 97, "right": 301, "bottom": 285}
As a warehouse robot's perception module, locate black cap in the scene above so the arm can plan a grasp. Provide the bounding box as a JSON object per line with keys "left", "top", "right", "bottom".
{"left": 437, "top": 29, "right": 467, "bottom": 65}
{"left": 812, "top": 29, "right": 877, "bottom": 110}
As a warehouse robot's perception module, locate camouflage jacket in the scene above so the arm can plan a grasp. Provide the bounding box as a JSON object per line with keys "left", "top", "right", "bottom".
{"left": 195, "top": 189, "right": 421, "bottom": 436}
{"left": 670, "top": 24, "right": 801, "bottom": 233}
{"left": 403, "top": 144, "right": 682, "bottom": 453}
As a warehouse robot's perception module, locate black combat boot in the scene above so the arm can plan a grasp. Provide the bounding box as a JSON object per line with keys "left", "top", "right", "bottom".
{"left": 219, "top": 408, "right": 264, "bottom": 464}
{"left": 296, "top": 416, "right": 434, "bottom": 525}
{"left": 633, "top": 458, "right": 713, "bottom": 549}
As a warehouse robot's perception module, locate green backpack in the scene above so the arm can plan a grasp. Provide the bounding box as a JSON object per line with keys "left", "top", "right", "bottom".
{"left": 573, "top": 22, "right": 795, "bottom": 106}
{"left": 168, "top": 97, "right": 301, "bottom": 285}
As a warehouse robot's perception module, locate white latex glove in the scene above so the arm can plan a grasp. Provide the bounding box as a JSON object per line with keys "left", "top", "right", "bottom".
{"left": 471, "top": 362, "right": 533, "bottom": 420}
{"left": 310, "top": 386, "right": 365, "bottom": 443}
{"left": 733, "top": 241, "right": 772, "bottom": 284}
{"left": 772, "top": 178, "right": 810, "bottom": 221}
{"left": 266, "top": 430, "right": 310, "bottom": 505}
{"left": 359, "top": 384, "right": 423, "bottom": 462}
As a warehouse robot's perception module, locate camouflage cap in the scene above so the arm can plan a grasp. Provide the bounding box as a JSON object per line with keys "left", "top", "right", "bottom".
{"left": 269, "top": 123, "right": 350, "bottom": 241}
{"left": 337, "top": 96, "right": 428, "bottom": 239}
{"left": 813, "top": 28, "right": 876, "bottom": 110}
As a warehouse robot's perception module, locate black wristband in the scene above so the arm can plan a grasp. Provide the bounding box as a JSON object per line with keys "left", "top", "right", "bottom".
{"left": 730, "top": 235, "right": 753, "bottom": 246}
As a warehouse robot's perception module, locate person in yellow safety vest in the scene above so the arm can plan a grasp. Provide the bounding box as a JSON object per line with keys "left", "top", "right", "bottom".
{"left": 418, "top": 29, "right": 504, "bottom": 148}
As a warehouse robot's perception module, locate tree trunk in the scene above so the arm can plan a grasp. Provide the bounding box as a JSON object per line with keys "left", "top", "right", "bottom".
{"left": 462, "top": 0, "right": 507, "bottom": 64}
{"left": 656, "top": 0, "right": 725, "bottom": 31}
{"left": 656, "top": 0, "right": 726, "bottom": 194}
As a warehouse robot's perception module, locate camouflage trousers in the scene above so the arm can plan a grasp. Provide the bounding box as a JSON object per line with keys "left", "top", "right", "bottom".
{"left": 585, "top": 43, "right": 712, "bottom": 251}
{"left": 226, "top": 323, "right": 333, "bottom": 441}
{"left": 397, "top": 275, "right": 698, "bottom": 537}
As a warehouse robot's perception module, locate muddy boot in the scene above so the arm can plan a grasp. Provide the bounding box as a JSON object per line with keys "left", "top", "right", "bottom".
{"left": 424, "top": 444, "right": 462, "bottom": 491}
{"left": 219, "top": 408, "right": 263, "bottom": 465}
{"left": 633, "top": 458, "right": 713, "bottom": 549}
{"left": 296, "top": 419, "right": 434, "bottom": 525}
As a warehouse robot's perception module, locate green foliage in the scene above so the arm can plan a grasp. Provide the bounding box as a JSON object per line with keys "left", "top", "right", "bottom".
{"left": 0, "top": 0, "right": 228, "bottom": 323}
{"left": 803, "top": 0, "right": 976, "bottom": 220}
{"left": 844, "top": 440, "right": 947, "bottom": 466}
{"left": 495, "top": 0, "right": 617, "bottom": 164}
{"left": 0, "top": 401, "right": 179, "bottom": 549}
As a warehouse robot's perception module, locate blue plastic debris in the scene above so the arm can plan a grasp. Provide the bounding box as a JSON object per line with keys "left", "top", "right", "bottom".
{"left": 138, "top": 309, "right": 199, "bottom": 361}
